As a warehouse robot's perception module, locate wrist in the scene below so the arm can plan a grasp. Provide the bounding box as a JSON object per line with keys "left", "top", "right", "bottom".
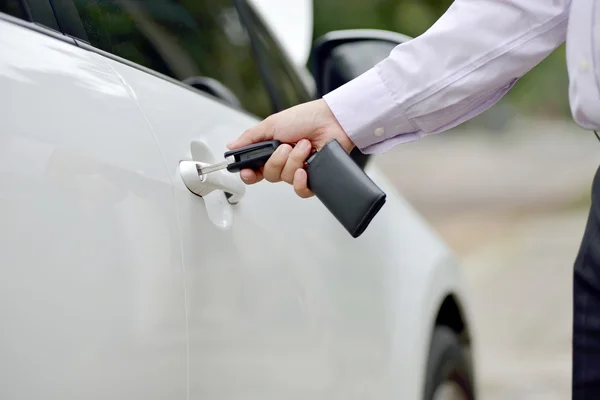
{"left": 316, "top": 99, "right": 355, "bottom": 153}
{"left": 323, "top": 66, "right": 413, "bottom": 153}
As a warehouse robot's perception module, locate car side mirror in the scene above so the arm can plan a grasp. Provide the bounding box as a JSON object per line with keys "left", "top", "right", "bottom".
{"left": 311, "top": 29, "right": 412, "bottom": 169}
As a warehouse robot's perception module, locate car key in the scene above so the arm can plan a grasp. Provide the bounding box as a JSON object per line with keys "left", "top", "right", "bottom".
{"left": 198, "top": 139, "right": 386, "bottom": 238}
{"left": 198, "top": 140, "right": 282, "bottom": 176}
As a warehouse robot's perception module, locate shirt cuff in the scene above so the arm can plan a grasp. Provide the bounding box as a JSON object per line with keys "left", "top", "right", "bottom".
{"left": 323, "top": 65, "right": 415, "bottom": 154}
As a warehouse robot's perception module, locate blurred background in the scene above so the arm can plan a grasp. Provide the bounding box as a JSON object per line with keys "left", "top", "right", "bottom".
{"left": 313, "top": 0, "right": 599, "bottom": 398}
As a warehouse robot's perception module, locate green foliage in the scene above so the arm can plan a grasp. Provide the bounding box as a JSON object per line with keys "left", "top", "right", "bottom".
{"left": 313, "top": 0, "right": 570, "bottom": 118}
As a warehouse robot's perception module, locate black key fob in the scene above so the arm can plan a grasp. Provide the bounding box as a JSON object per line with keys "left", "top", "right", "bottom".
{"left": 305, "top": 139, "right": 386, "bottom": 238}
{"left": 224, "top": 140, "right": 281, "bottom": 173}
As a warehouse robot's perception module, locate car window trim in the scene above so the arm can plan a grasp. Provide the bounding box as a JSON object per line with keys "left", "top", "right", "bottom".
{"left": 0, "top": 10, "right": 259, "bottom": 122}
{"left": 47, "top": 0, "right": 87, "bottom": 41}
{"left": 45, "top": 0, "right": 272, "bottom": 119}
{"left": 3, "top": 1, "right": 268, "bottom": 122}
{"left": 3, "top": 0, "right": 61, "bottom": 31}
{"left": 16, "top": 0, "right": 34, "bottom": 21}
{"left": 0, "top": 9, "right": 73, "bottom": 43}
{"left": 234, "top": 0, "right": 312, "bottom": 109}
{"left": 73, "top": 39, "right": 258, "bottom": 118}
{"left": 234, "top": 0, "right": 285, "bottom": 112}
{"left": 26, "top": 0, "right": 60, "bottom": 30}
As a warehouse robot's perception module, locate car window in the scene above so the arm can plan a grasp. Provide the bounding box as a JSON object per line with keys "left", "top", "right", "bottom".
{"left": 239, "top": 2, "right": 312, "bottom": 112}
{"left": 0, "top": 0, "right": 28, "bottom": 20}
{"left": 70, "top": 0, "right": 273, "bottom": 118}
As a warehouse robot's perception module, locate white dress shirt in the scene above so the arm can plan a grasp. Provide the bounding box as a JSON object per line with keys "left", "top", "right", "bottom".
{"left": 323, "top": 0, "right": 598, "bottom": 154}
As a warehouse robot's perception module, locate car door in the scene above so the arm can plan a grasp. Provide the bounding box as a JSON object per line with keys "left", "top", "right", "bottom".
{"left": 49, "top": 0, "right": 429, "bottom": 398}
{"left": 0, "top": 7, "right": 187, "bottom": 400}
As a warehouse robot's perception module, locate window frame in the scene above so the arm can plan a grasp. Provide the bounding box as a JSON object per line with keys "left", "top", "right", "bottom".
{"left": 2, "top": 0, "right": 32, "bottom": 21}
{"left": 24, "top": 0, "right": 275, "bottom": 119}
{"left": 234, "top": 0, "right": 314, "bottom": 112}
{"left": 29, "top": 0, "right": 60, "bottom": 30}
{"left": 0, "top": 4, "right": 69, "bottom": 41}
{"left": 46, "top": 0, "right": 88, "bottom": 40}
{"left": 1, "top": 0, "right": 61, "bottom": 30}
{"left": 73, "top": 37, "right": 260, "bottom": 117}
{"left": 234, "top": 0, "right": 285, "bottom": 112}
{"left": 13, "top": 0, "right": 315, "bottom": 119}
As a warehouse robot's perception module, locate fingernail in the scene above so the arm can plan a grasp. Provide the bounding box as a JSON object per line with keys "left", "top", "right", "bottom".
{"left": 240, "top": 170, "right": 252, "bottom": 182}
{"left": 278, "top": 144, "right": 292, "bottom": 155}
{"left": 298, "top": 139, "right": 311, "bottom": 151}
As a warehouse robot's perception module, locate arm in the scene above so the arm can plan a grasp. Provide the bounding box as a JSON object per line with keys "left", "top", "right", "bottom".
{"left": 324, "top": 0, "right": 570, "bottom": 154}
{"left": 227, "top": 0, "right": 570, "bottom": 197}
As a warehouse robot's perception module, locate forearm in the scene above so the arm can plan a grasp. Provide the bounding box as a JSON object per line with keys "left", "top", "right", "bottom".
{"left": 324, "top": 0, "right": 570, "bottom": 154}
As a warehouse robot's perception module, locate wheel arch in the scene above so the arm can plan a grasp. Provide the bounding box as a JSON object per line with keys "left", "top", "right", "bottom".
{"left": 435, "top": 293, "right": 471, "bottom": 348}
{"left": 432, "top": 291, "right": 476, "bottom": 395}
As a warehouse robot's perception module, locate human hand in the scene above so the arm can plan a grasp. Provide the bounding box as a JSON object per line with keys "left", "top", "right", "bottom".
{"left": 226, "top": 99, "right": 354, "bottom": 198}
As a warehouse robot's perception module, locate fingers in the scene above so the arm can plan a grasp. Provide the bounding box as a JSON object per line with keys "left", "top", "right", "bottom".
{"left": 263, "top": 144, "right": 293, "bottom": 182}
{"left": 293, "top": 168, "right": 313, "bottom": 198}
{"left": 227, "top": 116, "right": 273, "bottom": 150}
{"left": 241, "top": 165, "right": 313, "bottom": 199}
{"left": 281, "top": 139, "right": 312, "bottom": 184}
{"left": 240, "top": 167, "right": 263, "bottom": 184}
{"left": 239, "top": 139, "right": 313, "bottom": 201}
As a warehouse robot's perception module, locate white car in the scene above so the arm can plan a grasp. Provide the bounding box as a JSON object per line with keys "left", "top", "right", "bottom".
{"left": 0, "top": 0, "right": 476, "bottom": 399}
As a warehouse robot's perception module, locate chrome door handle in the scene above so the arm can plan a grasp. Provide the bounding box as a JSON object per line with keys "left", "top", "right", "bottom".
{"left": 179, "top": 161, "right": 245, "bottom": 204}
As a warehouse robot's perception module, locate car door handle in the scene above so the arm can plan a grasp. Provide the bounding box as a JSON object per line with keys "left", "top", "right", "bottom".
{"left": 179, "top": 160, "right": 245, "bottom": 204}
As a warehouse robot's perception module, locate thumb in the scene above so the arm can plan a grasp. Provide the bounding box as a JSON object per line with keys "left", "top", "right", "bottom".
{"left": 227, "top": 117, "right": 274, "bottom": 150}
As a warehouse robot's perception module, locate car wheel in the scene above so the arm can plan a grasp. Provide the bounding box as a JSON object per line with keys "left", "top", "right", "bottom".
{"left": 424, "top": 326, "right": 474, "bottom": 400}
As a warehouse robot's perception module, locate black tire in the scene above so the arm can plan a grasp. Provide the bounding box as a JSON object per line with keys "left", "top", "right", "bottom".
{"left": 424, "top": 326, "right": 475, "bottom": 400}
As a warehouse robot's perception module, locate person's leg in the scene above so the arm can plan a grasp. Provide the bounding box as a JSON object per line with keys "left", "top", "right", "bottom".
{"left": 573, "top": 164, "right": 600, "bottom": 398}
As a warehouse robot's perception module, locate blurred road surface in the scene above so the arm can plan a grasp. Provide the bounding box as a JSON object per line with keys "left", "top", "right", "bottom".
{"left": 375, "top": 117, "right": 600, "bottom": 399}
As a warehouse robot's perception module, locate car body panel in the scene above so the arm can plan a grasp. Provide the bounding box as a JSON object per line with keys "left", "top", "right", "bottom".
{"left": 107, "top": 53, "right": 466, "bottom": 398}
{"left": 0, "top": 19, "right": 187, "bottom": 399}
{"left": 0, "top": 2, "right": 475, "bottom": 398}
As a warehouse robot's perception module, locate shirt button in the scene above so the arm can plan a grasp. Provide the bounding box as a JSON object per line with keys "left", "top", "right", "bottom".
{"left": 580, "top": 59, "right": 590, "bottom": 72}
{"left": 374, "top": 127, "right": 385, "bottom": 137}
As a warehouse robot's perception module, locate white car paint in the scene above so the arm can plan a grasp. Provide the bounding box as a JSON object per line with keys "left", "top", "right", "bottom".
{"left": 0, "top": 20, "right": 186, "bottom": 399}
{"left": 0, "top": 11, "right": 475, "bottom": 400}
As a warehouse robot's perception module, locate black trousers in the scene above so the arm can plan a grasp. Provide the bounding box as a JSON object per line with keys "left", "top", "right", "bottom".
{"left": 573, "top": 164, "right": 600, "bottom": 398}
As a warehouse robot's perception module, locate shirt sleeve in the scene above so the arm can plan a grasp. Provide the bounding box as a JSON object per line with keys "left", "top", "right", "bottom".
{"left": 323, "top": 0, "right": 570, "bottom": 154}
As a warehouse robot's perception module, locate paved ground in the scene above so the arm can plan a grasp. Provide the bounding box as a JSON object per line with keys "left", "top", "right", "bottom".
{"left": 375, "top": 117, "right": 600, "bottom": 399}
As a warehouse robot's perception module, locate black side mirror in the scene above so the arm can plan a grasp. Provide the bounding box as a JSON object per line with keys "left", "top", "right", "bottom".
{"left": 311, "top": 29, "right": 412, "bottom": 169}
{"left": 183, "top": 76, "right": 242, "bottom": 109}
